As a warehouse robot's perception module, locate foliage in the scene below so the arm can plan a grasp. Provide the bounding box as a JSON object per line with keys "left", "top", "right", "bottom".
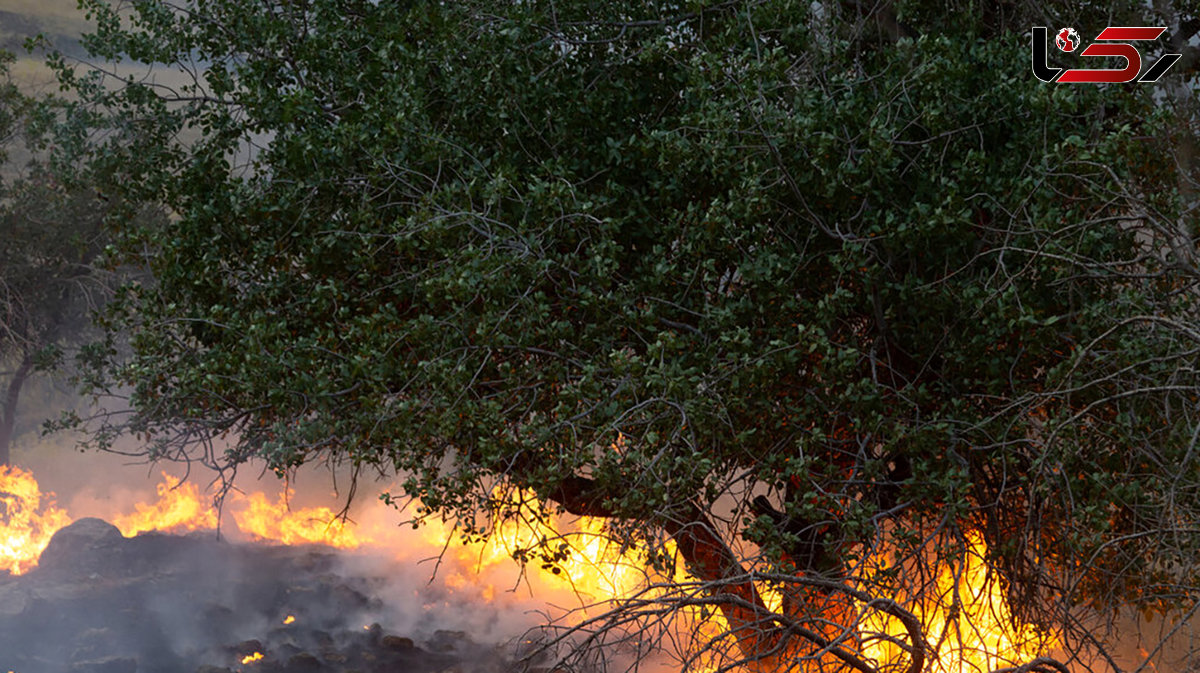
{"left": 43, "top": 0, "right": 1200, "bottom": 670}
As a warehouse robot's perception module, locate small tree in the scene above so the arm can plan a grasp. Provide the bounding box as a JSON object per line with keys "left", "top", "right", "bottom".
{"left": 47, "top": 1, "right": 1200, "bottom": 670}
{"left": 0, "top": 50, "right": 116, "bottom": 465}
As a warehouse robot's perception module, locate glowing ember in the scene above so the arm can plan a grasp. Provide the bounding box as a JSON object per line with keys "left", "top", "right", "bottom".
{"left": 232, "top": 491, "right": 362, "bottom": 548}
{"left": 0, "top": 465, "right": 73, "bottom": 575}
{"left": 111, "top": 473, "right": 217, "bottom": 536}
{"left": 282, "top": 615, "right": 295, "bottom": 625}
{"left": 240, "top": 652, "right": 264, "bottom": 665}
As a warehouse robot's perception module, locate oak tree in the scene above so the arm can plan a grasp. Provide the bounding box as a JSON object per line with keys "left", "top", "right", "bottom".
{"left": 46, "top": 1, "right": 1200, "bottom": 670}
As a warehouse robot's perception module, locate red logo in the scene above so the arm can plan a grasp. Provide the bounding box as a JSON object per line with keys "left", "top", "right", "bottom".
{"left": 1056, "top": 27, "right": 1080, "bottom": 52}
{"left": 1032, "top": 26, "right": 1181, "bottom": 83}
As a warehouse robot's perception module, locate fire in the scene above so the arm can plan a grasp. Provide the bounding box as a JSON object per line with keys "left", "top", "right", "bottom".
{"left": 861, "top": 532, "right": 1058, "bottom": 673}
{"left": 112, "top": 472, "right": 365, "bottom": 548}
{"left": 111, "top": 473, "right": 217, "bottom": 536}
{"left": 2, "top": 466, "right": 1060, "bottom": 672}
{"left": 232, "top": 491, "right": 362, "bottom": 548}
{"left": 0, "top": 465, "right": 73, "bottom": 575}
{"left": 413, "top": 493, "right": 651, "bottom": 610}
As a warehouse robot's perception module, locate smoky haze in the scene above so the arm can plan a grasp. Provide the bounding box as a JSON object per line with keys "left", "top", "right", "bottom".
{"left": 0, "top": 448, "right": 631, "bottom": 673}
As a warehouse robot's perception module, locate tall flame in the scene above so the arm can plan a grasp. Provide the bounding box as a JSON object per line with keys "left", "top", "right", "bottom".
{"left": 861, "top": 532, "right": 1057, "bottom": 673}
{"left": 0, "top": 465, "right": 72, "bottom": 575}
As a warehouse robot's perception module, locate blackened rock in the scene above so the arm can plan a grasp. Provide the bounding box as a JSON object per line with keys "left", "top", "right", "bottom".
{"left": 360, "top": 623, "right": 382, "bottom": 647}
{"left": 426, "top": 630, "right": 468, "bottom": 652}
{"left": 380, "top": 635, "right": 414, "bottom": 651}
{"left": 69, "top": 656, "right": 138, "bottom": 673}
{"left": 38, "top": 518, "right": 124, "bottom": 572}
{"left": 277, "top": 642, "right": 303, "bottom": 660}
{"left": 330, "top": 583, "right": 371, "bottom": 612}
{"left": 284, "top": 652, "right": 323, "bottom": 673}
{"left": 310, "top": 630, "right": 335, "bottom": 649}
{"left": 232, "top": 639, "right": 265, "bottom": 656}
{"left": 196, "top": 667, "right": 233, "bottom": 673}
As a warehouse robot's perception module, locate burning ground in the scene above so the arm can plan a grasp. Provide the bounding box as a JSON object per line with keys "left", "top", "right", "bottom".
{"left": 0, "top": 465, "right": 578, "bottom": 673}
{"left": 0, "top": 517, "right": 497, "bottom": 673}
{"left": 0, "top": 462, "right": 1127, "bottom": 673}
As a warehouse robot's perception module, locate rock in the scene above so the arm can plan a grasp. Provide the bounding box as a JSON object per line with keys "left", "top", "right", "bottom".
{"left": 426, "top": 630, "right": 468, "bottom": 652}
{"left": 70, "top": 627, "right": 119, "bottom": 663}
{"left": 284, "top": 652, "right": 323, "bottom": 673}
{"left": 231, "top": 639, "right": 265, "bottom": 656}
{"left": 329, "top": 582, "right": 371, "bottom": 612}
{"left": 196, "top": 667, "right": 233, "bottom": 673}
{"left": 310, "top": 630, "right": 335, "bottom": 648}
{"left": 361, "top": 622, "right": 382, "bottom": 646}
{"left": 0, "top": 581, "right": 30, "bottom": 617}
{"left": 68, "top": 656, "right": 138, "bottom": 673}
{"left": 38, "top": 518, "right": 124, "bottom": 571}
{"left": 277, "top": 642, "right": 303, "bottom": 659}
{"left": 380, "top": 635, "right": 414, "bottom": 651}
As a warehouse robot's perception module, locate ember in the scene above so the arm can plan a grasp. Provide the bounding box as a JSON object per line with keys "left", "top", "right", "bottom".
{"left": 240, "top": 652, "right": 264, "bottom": 664}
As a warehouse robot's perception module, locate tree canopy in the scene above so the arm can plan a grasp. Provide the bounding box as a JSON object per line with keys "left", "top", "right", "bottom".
{"left": 44, "top": 0, "right": 1200, "bottom": 671}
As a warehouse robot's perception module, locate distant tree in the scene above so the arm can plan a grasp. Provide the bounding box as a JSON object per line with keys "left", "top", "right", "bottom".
{"left": 0, "top": 51, "right": 115, "bottom": 465}
{"left": 45, "top": 1, "right": 1200, "bottom": 671}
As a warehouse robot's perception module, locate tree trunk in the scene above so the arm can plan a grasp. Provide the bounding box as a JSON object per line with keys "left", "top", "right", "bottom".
{"left": 546, "top": 475, "right": 886, "bottom": 671}
{"left": 0, "top": 353, "right": 34, "bottom": 466}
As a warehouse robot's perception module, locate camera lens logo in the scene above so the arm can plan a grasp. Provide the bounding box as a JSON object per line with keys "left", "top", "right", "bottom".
{"left": 1055, "top": 27, "right": 1080, "bottom": 52}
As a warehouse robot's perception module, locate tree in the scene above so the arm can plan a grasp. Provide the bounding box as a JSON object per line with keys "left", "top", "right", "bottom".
{"left": 0, "top": 50, "right": 116, "bottom": 465}
{"left": 46, "top": 0, "right": 1200, "bottom": 670}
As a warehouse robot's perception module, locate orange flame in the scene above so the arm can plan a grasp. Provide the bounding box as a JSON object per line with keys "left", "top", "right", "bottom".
{"left": 2, "top": 467, "right": 1059, "bottom": 673}
{"left": 111, "top": 473, "right": 217, "bottom": 537}
{"left": 232, "top": 491, "right": 362, "bottom": 548}
{"left": 861, "top": 532, "right": 1058, "bottom": 673}
{"left": 112, "top": 473, "right": 365, "bottom": 548}
{"left": 0, "top": 465, "right": 73, "bottom": 575}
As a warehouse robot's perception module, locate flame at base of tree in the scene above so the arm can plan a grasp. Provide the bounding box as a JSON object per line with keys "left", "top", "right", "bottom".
{"left": 859, "top": 532, "right": 1058, "bottom": 673}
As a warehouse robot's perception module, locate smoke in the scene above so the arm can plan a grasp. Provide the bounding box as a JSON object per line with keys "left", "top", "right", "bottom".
{"left": 2, "top": 430, "right": 656, "bottom": 673}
